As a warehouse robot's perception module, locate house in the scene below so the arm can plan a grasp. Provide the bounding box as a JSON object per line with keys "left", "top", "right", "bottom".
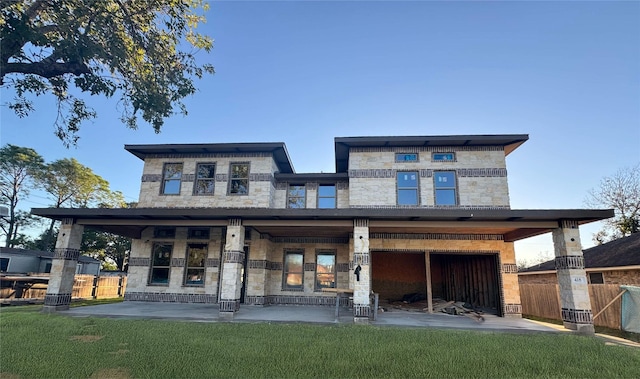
{"left": 31, "top": 134, "right": 613, "bottom": 333}
{"left": 518, "top": 232, "right": 640, "bottom": 285}
{"left": 0, "top": 247, "right": 100, "bottom": 275}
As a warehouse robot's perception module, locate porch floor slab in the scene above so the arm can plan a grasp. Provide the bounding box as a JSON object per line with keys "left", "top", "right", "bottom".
{"left": 58, "top": 301, "right": 560, "bottom": 333}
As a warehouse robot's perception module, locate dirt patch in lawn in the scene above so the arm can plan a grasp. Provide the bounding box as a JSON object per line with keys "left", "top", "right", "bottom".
{"left": 0, "top": 372, "right": 22, "bottom": 379}
{"left": 70, "top": 335, "right": 104, "bottom": 342}
{"left": 89, "top": 368, "right": 132, "bottom": 379}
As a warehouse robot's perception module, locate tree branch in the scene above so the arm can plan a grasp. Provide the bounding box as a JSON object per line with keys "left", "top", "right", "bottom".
{"left": 2, "top": 60, "right": 91, "bottom": 79}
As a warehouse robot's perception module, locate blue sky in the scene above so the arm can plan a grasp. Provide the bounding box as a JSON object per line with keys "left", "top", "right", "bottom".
{"left": 1, "top": 1, "right": 639, "bottom": 263}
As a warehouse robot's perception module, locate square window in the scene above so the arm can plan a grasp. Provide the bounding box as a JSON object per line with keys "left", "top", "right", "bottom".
{"left": 397, "top": 172, "right": 418, "bottom": 205}
{"left": 150, "top": 243, "right": 172, "bottom": 285}
{"left": 434, "top": 171, "right": 457, "bottom": 206}
{"left": 315, "top": 253, "right": 336, "bottom": 290}
{"left": 317, "top": 184, "right": 336, "bottom": 209}
{"left": 287, "top": 185, "right": 306, "bottom": 208}
{"left": 194, "top": 163, "right": 215, "bottom": 195}
{"left": 432, "top": 152, "right": 455, "bottom": 161}
{"left": 161, "top": 163, "right": 183, "bottom": 195}
{"left": 589, "top": 272, "right": 604, "bottom": 284}
{"left": 229, "top": 163, "right": 249, "bottom": 195}
{"left": 184, "top": 243, "right": 207, "bottom": 286}
{"left": 283, "top": 251, "right": 304, "bottom": 290}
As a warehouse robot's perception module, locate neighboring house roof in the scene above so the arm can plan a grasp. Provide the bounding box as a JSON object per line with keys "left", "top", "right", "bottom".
{"left": 0, "top": 247, "right": 101, "bottom": 264}
{"left": 124, "top": 142, "right": 295, "bottom": 174}
{"left": 520, "top": 233, "right": 640, "bottom": 272}
{"left": 334, "top": 134, "right": 529, "bottom": 172}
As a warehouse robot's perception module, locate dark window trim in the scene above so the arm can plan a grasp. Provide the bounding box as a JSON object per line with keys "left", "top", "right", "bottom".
{"left": 287, "top": 184, "right": 307, "bottom": 209}
{"left": 396, "top": 170, "right": 420, "bottom": 206}
{"left": 395, "top": 153, "right": 419, "bottom": 162}
{"left": 431, "top": 152, "right": 456, "bottom": 162}
{"left": 149, "top": 243, "right": 173, "bottom": 286}
{"left": 188, "top": 227, "right": 210, "bottom": 240}
{"left": 317, "top": 184, "right": 337, "bottom": 209}
{"left": 183, "top": 243, "right": 207, "bottom": 287}
{"left": 160, "top": 162, "right": 183, "bottom": 196}
{"left": 588, "top": 272, "right": 605, "bottom": 284}
{"left": 0, "top": 257, "right": 9, "bottom": 272}
{"left": 282, "top": 249, "right": 305, "bottom": 291}
{"left": 314, "top": 250, "right": 336, "bottom": 291}
{"left": 193, "top": 162, "right": 216, "bottom": 196}
{"left": 228, "top": 162, "right": 250, "bottom": 196}
{"left": 154, "top": 226, "right": 176, "bottom": 239}
{"left": 433, "top": 170, "right": 458, "bottom": 206}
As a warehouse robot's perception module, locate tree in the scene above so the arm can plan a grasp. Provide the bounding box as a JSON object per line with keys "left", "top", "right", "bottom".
{"left": 0, "top": 144, "right": 44, "bottom": 247}
{"left": 81, "top": 229, "right": 131, "bottom": 271}
{"left": 1, "top": 0, "right": 214, "bottom": 146}
{"left": 585, "top": 163, "right": 640, "bottom": 243}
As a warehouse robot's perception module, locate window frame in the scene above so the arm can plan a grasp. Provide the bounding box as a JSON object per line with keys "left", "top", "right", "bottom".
{"left": 287, "top": 184, "right": 306, "bottom": 209}
{"left": 0, "top": 257, "right": 9, "bottom": 272}
{"left": 228, "top": 162, "right": 250, "bottom": 195}
{"left": 149, "top": 243, "right": 173, "bottom": 286}
{"left": 188, "top": 227, "right": 210, "bottom": 240}
{"left": 314, "top": 250, "right": 336, "bottom": 291}
{"left": 432, "top": 152, "right": 456, "bottom": 162}
{"left": 184, "top": 243, "right": 207, "bottom": 286}
{"left": 588, "top": 272, "right": 605, "bottom": 284}
{"left": 161, "top": 162, "right": 183, "bottom": 195}
{"left": 282, "top": 250, "right": 304, "bottom": 291}
{"left": 395, "top": 153, "right": 419, "bottom": 162}
{"left": 396, "top": 171, "right": 419, "bottom": 206}
{"left": 433, "top": 170, "right": 458, "bottom": 206}
{"left": 153, "top": 227, "right": 176, "bottom": 239}
{"left": 193, "top": 162, "right": 216, "bottom": 196}
{"left": 317, "top": 184, "right": 337, "bottom": 209}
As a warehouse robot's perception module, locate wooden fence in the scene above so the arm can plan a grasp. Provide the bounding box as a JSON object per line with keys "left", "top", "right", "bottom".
{"left": 520, "top": 283, "right": 624, "bottom": 330}
{"left": 1, "top": 274, "right": 127, "bottom": 301}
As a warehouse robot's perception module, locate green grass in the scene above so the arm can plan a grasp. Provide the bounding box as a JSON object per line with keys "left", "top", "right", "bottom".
{"left": 1, "top": 305, "right": 640, "bottom": 379}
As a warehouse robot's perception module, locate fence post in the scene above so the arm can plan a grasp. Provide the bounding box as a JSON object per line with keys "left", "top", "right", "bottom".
{"left": 91, "top": 276, "right": 98, "bottom": 299}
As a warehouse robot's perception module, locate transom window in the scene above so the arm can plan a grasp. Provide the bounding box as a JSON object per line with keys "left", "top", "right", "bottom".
{"left": 194, "top": 163, "right": 215, "bottom": 195}
{"left": 397, "top": 171, "right": 419, "bottom": 205}
{"left": 154, "top": 227, "right": 176, "bottom": 239}
{"left": 317, "top": 184, "right": 336, "bottom": 209}
{"left": 434, "top": 171, "right": 457, "bottom": 206}
{"left": 229, "top": 163, "right": 249, "bottom": 195}
{"left": 161, "top": 163, "right": 183, "bottom": 195}
{"left": 188, "top": 228, "right": 210, "bottom": 239}
{"left": 184, "top": 243, "right": 207, "bottom": 286}
{"left": 432, "top": 152, "right": 455, "bottom": 161}
{"left": 287, "top": 185, "right": 306, "bottom": 208}
{"left": 395, "top": 153, "right": 418, "bottom": 162}
{"left": 150, "top": 243, "right": 172, "bottom": 285}
{"left": 315, "top": 252, "right": 336, "bottom": 290}
{"left": 283, "top": 251, "right": 304, "bottom": 291}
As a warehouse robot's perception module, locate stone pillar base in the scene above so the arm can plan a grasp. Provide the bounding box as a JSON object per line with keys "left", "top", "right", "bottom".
{"left": 354, "top": 316, "right": 370, "bottom": 324}
{"left": 504, "top": 313, "right": 522, "bottom": 319}
{"left": 42, "top": 304, "right": 70, "bottom": 313}
{"left": 563, "top": 322, "right": 595, "bottom": 335}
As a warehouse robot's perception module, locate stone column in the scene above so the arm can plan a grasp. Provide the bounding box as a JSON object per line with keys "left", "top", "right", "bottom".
{"left": 553, "top": 220, "right": 594, "bottom": 334}
{"left": 352, "top": 218, "right": 370, "bottom": 323}
{"left": 43, "top": 218, "right": 84, "bottom": 313}
{"left": 219, "top": 218, "right": 245, "bottom": 319}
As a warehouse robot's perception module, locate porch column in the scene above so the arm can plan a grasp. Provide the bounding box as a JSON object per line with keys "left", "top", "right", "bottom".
{"left": 43, "top": 218, "right": 84, "bottom": 313}
{"left": 553, "top": 220, "right": 594, "bottom": 334}
{"left": 219, "top": 218, "right": 245, "bottom": 319}
{"left": 352, "top": 218, "right": 370, "bottom": 323}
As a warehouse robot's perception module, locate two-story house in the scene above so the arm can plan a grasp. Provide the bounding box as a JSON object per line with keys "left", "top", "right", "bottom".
{"left": 32, "top": 134, "right": 613, "bottom": 333}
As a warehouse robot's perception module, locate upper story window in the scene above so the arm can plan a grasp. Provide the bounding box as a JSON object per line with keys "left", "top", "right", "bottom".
{"left": 317, "top": 184, "right": 336, "bottom": 209}
{"left": 397, "top": 171, "right": 419, "bottom": 205}
{"left": 228, "top": 163, "right": 249, "bottom": 195}
{"left": 395, "top": 153, "right": 418, "bottom": 162}
{"left": 287, "top": 185, "right": 306, "bottom": 208}
{"left": 432, "top": 152, "right": 455, "bottom": 162}
{"left": 150, "top": 243, "right": 172, "bottom": 285}
{"left": 434, "top": 171, "right": 457, "bottom": 206}
{"left": 283, "top": 250, "right": 304, "bottom": 291}
{"left": 194, "top": 163, "right": 215, "bottom": 195}
{"left": 161, "top": 163, "right": 183, "bottom": 195}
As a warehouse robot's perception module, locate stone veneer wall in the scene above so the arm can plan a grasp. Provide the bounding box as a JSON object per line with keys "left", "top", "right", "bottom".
{"left": 137, "top": 154, "right": 276, "bottom": 208}
{"left": 348, "top": 147, "right": 511, "bottom": 208}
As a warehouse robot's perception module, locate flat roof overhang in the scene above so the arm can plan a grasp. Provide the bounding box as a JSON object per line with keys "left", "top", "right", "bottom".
{"left": 31, "top": 207, "right": 613, "bottom": 242}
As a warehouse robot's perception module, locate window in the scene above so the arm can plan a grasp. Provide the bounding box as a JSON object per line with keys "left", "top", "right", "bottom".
{"left": 161, "top": 163, "right": 183, "bottom": 195}
{"left": 184, "top": 243, "right": 207, "bottom": 286}
{"left": 283, "top": 251, "right": 304, "bottom": 290}
{"left": 397, "top": 171, "right": 418, "bottom": 205}
{"left": 396, "top": 153, "right": 418, "bottom": 162}
{"left": 229, "top": 163, "right": 249, "bottom": 195}
{"left": 188, "top": 228, "right": 210, "bottom": 239}
{"left": 287, "top": 185, "right": 306, "bottom": 208}
{"left": 154, "top": 227, "right": 176, "bottom": 238}
{"left": 194, "top": 163, "right": 215, "bottom": 195}
{"left": 150, "top": 243, "right": 172, "bottom": 285}
{"left": 315, "top": 252, "right": 336, "bottom": 290}
{"left": 589, "top": 272, "right": 604, "bottom": 284}
{"left": 0, "top": 258, "right": 9, "bottom": 272}
{"left": 434, "top": 171, "right": 457, "bottom": 205}
{"left": 432, "top": 152, "right": 455, "bottom": 161}
{"left": 318, "top": 184, "right": 336, "bottom": 208}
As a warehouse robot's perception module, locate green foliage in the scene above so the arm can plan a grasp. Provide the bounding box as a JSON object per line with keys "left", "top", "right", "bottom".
{"left": 1, "top": 311, "right": 639, "bottom": 378}
{"left": 82, "top": 228, "right": 131, "bottom": 271}
{"left": 1, "top": 0, "right": 214, "bottom": 146}
{"left": 38, "top": 157, "right": 111, "bottom": 208}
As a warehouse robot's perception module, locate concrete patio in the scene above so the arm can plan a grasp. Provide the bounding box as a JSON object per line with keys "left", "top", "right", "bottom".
{"left": 59, "top": 301, "right": 561, "bottom": 334}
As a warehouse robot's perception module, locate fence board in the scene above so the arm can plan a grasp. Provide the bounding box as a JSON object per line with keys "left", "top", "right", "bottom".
{"left": 1, "top": 274, "right": 126, "bottom": 300}
{"left": 590, "top": 284, "right": 622, "bottom": 330}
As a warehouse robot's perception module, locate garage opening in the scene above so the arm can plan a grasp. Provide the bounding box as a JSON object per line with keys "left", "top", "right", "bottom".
{"left": 430, "top": 253, "right": 502, "bottom": 316}
{"left": 371, "top": 251, "right": 426, "bottom": 303}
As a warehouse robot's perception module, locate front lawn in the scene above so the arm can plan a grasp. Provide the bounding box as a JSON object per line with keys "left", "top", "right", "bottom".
{"left": 1, "top": 305, "right": 639, "bottom": 379}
